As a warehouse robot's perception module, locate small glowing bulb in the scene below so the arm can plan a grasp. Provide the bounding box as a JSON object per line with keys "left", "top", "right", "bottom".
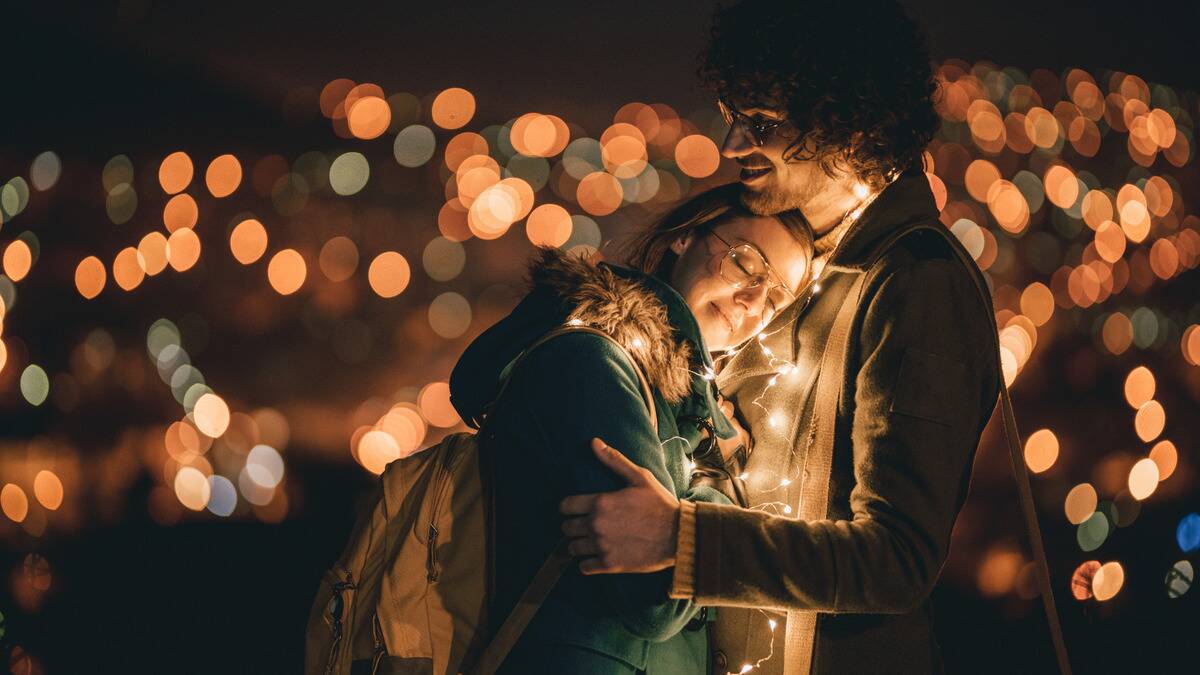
{"left": 757, "top": 332, "right": 767, "bottom": 341}
{"left": 812, "top": 282, "right": 822, "bottom": 293}
{"left": 783, "top": 505, "right": 793, "bottom": 514}
{"left": 568, "top": 318, "right": 583, "bottom": 326}
{"left": 768, "top": 414, "right": 781, "bottom": 428}
{"left": 740, "top": 665, "right": 753, "bottom": 674}
{"left": 739, "top": 472, "right": 749, "bottom": 481}
{"left": 852, "top": 182, "right": 870, "bottom": 199}
{"left": 780, "top": 478, "right": 791, "bottom": 486}
{"left": 768, "top": 376, "right": 778, "bottom": 386}
{"left": 686, "top": 460, "right": 696, "bottom": 472}
{"left": 761, "top": 346, "right": 773, "bottom": 357}
{"left": 630, "top": 337, "right": 643, "bottom": 349}
{"left": 768, "top": 619, "right": 778, "bottom": 631}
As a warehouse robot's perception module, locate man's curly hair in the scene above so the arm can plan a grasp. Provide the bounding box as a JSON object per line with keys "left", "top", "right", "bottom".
{"left": 699, "top": 0, "right": 939, "bottom": 189}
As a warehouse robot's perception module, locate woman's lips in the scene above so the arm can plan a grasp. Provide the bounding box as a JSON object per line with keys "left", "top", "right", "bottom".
{"left": 739, "top": 166, "right": 772, "bottom": 183}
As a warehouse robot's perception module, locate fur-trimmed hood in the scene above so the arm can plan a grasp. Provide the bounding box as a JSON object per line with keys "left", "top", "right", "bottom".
{"left": 450, "top": 248, "right": 734, "bottom": 438}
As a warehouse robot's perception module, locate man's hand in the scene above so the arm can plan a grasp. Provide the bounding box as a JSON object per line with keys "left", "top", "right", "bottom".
{"left": 559, "top": 438, "right": 681, "bottom": 575}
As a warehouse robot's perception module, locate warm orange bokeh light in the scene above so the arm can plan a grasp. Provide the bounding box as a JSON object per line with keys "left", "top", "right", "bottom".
{"left": 163, "top": 193, "right": 199, "bottom": 232}
{"left": 1148, "top": 440, "right": 1178, "bottom": 481}
{"left": 526, "top": 204, "right": 573, "bottom": 248}
{"left": 1134, "top": 400, "right": 1165, "bottom": 442}
{"left": 357, "top": 430, "right": 400, "bottom": 475}
{"left": 1043, "top": 165, "right": 1079, "bottom": 209}
{"left": 1101, "top": 313, "right": 1133, "bottom": 355}
{"left": 675, "top": 134, "right": 721, "bottom": 178}
{"left": 348, "top": 96, "right": 392, "bottom": 140}
{"left": 166, "top": 227, "right": 202, "bottom": 272}
{"left": 159, "top": 151, "right": 194, "bottom": 194}
{"left": 3, "top": 240, "right": 33, "bottom": 281}
{"left": 445, "top": 132, "right": 489, "bottom": 172}
{"left": 1123, "top": 366, "right": 1155, "bottom": 409}
{"left": 576, "top": 172, "right": 623, "bottom": 216}
{"left": 1, "top": 483, "right": 29, "bottom": 523}
{"left": 113, "top": 246, "right": 146, "bottom": 291}
{"left": 1128, "top": 458, "right": 1160, "bottom": 500}
{"left": 33, "top": 470, "right": 64, "bottom": 510}
{"left": 367, "top": 251, "right": 411, "bottom": 298}
{"left": 419, "top": 382, "right": 462, "bottom": 428}
{"left": 1023, "top": 428, "right": 1059, "bottom": 474}
{"left": 75, "top": 256, "right": 107, "bottom": 299}
{"left": 964, "top": 159, "right": 1000, "bottom": 202}
{"left": 268, "top": 249, "right": 307, "bottom": 295}
{"left": 230, "top": 218, "right": 269, "bottom": 265}
{"left": 1064, "top": 483, "right": 1097, "bottom": 525}
{"left": 1019, "top": 283, "right": 1054, "bottom": 326}
{"left": 1092, "top": 561, "right": 1124, "bottom": 601}
{"left": 431, "top": 87, "right": 475, "bottom": 130}
{"left": 205, "top": 154, "right": 243, "bottom": 198}
{"left": 137, "top": 231, "right": 169, "bottom": 275}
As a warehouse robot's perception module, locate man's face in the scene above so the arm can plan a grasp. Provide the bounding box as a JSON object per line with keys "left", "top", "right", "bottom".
{"left": 719, "top": 103, "right": 831, "bottom": 216}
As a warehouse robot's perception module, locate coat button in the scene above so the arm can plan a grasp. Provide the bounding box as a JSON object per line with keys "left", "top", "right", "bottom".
{"left": 713, "top": 651, "right": 728, "bottom": 670}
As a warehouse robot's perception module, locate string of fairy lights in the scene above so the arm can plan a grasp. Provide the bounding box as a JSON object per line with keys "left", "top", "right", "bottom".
{"left": 0, "top": 56, "right": 1197, "bottom": 673}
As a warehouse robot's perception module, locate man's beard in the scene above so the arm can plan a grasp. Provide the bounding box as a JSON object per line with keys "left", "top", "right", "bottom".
{"left": 738, "top": 163, "right": 826, "bottom": 216}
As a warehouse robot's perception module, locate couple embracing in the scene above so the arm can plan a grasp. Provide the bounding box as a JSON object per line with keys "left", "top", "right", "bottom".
{"left": 325, "top": 1, "right": 1008, "bottom": 673}
{"left": 456, "top": 3, "right": 1000, "bottom": 673}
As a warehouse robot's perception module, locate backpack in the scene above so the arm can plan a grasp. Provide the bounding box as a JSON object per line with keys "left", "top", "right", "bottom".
{"left": 304, "top": 324, "right": 657, "bottom": 675}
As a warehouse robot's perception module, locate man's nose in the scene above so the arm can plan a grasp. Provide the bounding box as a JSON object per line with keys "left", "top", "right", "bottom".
{"left": 721, "top": 122, "right": 754, "bottom": 159}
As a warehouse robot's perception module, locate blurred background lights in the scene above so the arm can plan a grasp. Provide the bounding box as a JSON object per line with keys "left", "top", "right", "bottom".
{"left": 1023, "top": 428, "right": 1059, "bottom": 473}
{"left": 394, "top": 124, "right": 437, "bottom": 167}
{"left": 1092, "top": 561, "right": 1125, "bottom": 601}
{"left": 230, "top": 218, "right": 268, "bottom": 264}
{"left": 33, "top": 471, "right": 64, "bottom": 510}
{"left": 1, "top": 484, "right": 29, "bottom": 523}
{"left": 328, "top": 152, "right": 370, "bottom": 196}
{"left": 29, "top": 151, "right": 62, "bottom": 191}
{"left": 192, "top": 392, "right": 231, "bottom": 437}
{"left": 205, "top": 154, "right": 243, "bottom": 198}
{"left": 1077, "top": 511, "right": 1110, "bottom": 551}
{"left": 1177, "top": 514, "right": 1200, "bottom": 553}
{"left": 206, "top": 475, "right": 238, "bottom": 517}
{"left": 431, "top": 87, "right": 476, "bottom": 130}
{"left": 20, "top": 364, "right": 50, "bottom": 406}
{"left": 368, "top": 251, "right": 411, "bottom": 298}
{"left": 1166, "top": 560, "right": 1193, "bottom": 598}
{"left": 267, "top": 249, "right": 306, "bottom": 295}
{"left": 174, "top": 466, "right": 210, "bottom": 511}
{"left": 422, "top": 237, "right": 466, "bottom": 281}
{"left": 246, "top": 444, "right": 285, "bottom": 489}
{"left": 428, "top": 292, "right": 471, "bottom": 338}
{"left": 1127, "top": 458, "right": 1160, "bottom": 500}
{"left": 318, "top": 236, "right": 359, "bottom": 282}
{"left": 159, "top": 151, "right": 194, "bottom": 194}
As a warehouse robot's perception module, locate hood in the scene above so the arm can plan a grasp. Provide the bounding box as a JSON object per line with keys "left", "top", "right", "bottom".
{"left": 450, "top": 247, "right": 735, "bottom": 438}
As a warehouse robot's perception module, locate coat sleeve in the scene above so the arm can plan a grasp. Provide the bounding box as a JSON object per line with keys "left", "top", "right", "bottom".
{"left": 687, "top": 257, "right": 999, "bottom": 613}
{"left": 515, "top": 333, "right": 718, "bottom": 641}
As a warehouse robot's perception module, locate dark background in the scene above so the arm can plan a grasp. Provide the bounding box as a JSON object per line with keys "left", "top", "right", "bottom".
{"left": 1, "top": 1, "right": 1198, "bottom": 673}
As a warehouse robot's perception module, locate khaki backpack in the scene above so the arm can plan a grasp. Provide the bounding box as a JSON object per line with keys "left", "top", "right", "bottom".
{"left": 304, "top": 324, "right": 657, "bottom": 675}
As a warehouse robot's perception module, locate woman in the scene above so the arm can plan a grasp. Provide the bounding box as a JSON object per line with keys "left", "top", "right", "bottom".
{"left": 448, "top": 183, "right": 813, "bottom": 673}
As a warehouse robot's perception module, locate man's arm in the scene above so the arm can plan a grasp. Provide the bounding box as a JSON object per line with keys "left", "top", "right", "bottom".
{"left": 683, "top": 257, "right": 996, "bottom": 611}
{"left": 564, "top": 256, "right": 998, "bottom": 614}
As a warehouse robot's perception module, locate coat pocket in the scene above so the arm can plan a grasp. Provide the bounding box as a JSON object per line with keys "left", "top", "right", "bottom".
{"left": 888, "top": 348, "right": 966, "bottom": 427}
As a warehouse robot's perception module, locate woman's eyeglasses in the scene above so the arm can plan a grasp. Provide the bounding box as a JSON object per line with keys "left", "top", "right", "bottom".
{"left": 718, "top": 98, "right": 788, "bottom": 147}
{"left": 707, "top": 229, "right": 797, "bottom": 316}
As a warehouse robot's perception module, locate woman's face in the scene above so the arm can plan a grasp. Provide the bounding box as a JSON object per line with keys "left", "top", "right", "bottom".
{"left": 668, "top": 213, "right": 810, "bottom": 352}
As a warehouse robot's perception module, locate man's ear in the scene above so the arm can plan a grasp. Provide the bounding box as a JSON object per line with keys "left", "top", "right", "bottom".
{"left": 669, "top": 231, "right": 693, "bottom": 255}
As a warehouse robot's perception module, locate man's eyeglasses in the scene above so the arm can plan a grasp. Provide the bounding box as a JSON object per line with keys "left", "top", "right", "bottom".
{"left": 718, "top": 98, "right": 788, "bottom": 147}
{"left": 707, "top": 229, "right": 797, "bottom": 317}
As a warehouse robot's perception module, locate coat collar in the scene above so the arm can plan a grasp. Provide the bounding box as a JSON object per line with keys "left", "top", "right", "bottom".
{"left": 820, "top": 169, "right": 940, "bottom": 275}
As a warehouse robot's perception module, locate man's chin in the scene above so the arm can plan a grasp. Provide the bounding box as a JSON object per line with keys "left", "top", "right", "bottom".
{"left": 739, "top": 186, "right": 795, "bottom": 216}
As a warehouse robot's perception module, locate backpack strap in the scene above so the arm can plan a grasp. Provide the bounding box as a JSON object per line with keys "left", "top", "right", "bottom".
{"left": 783, "top": 223, "right": 1071, "bottom": 674}
{"left": 469, "top": 323, "right": 658, "bottom": 675}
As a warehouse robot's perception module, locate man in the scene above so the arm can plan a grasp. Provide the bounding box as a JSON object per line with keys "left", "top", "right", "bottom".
{"left": 560, "top": 1, "right": 1001, "bottom": 673}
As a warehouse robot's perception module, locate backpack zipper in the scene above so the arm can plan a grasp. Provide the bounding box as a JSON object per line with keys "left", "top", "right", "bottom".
{"left": 426, "top": 444, "right": 459, "bottom": 582}
{"left": 324, "top": 569, "right": 356, "bottom": 675}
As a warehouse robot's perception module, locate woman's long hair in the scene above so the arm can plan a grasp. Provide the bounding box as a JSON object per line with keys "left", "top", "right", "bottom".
{"left": 622, "top": 183, "right": 813, "bottom": 281}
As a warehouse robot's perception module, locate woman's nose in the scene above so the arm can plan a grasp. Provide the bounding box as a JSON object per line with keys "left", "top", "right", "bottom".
{"left": 733, "top": 283, "right": 770, "bottom": 316}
